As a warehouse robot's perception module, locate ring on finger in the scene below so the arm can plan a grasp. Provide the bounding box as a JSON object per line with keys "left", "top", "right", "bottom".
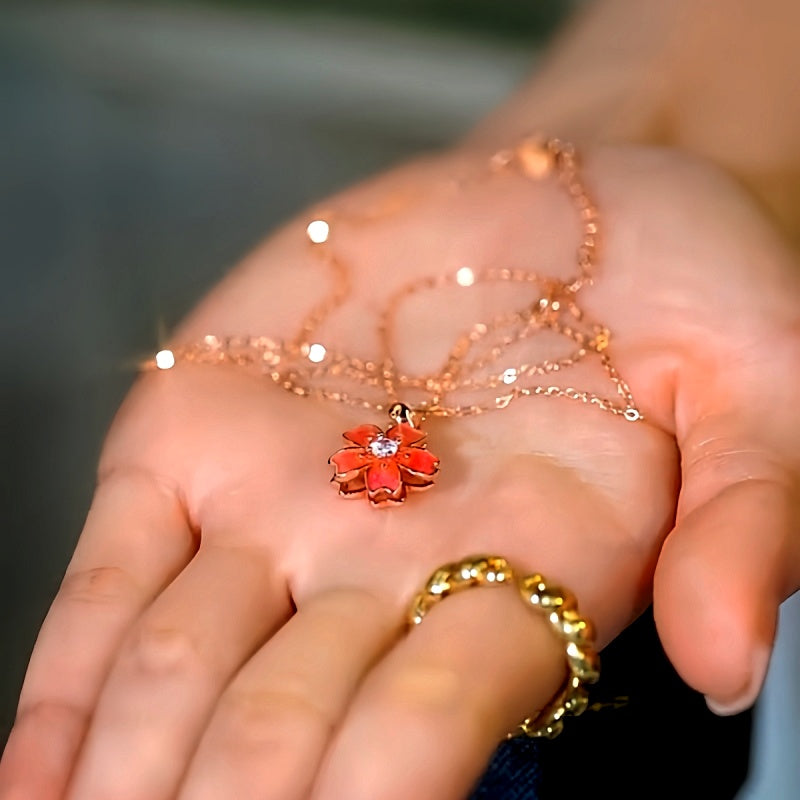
{"left": 408, "top": 554, "right": 600, "bottom": 739}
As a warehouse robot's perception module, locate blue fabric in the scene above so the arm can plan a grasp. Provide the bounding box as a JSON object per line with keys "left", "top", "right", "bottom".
{"left": 468, "top": 737, "right": 543, "bottom": 800}
{"left": 465, "top": 606, "right": 753, "bottom": 800}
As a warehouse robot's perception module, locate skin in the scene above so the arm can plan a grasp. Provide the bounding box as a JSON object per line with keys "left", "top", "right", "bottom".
{"left": 3, "top": 1, "right": 800, "bottom": 798}
{"left": 469, "top": 0, "right": 800, "bottom": 244}
{"left": 1, "top": 141, "right": 799, "bottom": 800}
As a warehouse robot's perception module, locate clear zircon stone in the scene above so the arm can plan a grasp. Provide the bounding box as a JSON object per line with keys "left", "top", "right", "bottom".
{"left": 369, "top": 435, "right": 399, "bottom": 458}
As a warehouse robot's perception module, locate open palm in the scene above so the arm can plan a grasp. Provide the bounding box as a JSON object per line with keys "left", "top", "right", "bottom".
{"left": 2, "top": 143, "right": 798, "bottom": 800}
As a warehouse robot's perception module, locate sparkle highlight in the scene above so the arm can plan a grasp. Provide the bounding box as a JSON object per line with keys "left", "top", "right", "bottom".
{"left": 155, "top": 349, "right": 176, "bottom": 370}
{"left": 308, "top": 343, "right": 327, "bottom": 363}
{"left": 456, "top": 267, "right": 475, "bottom": 287}
{"left": 306, "top": 219, "right": 330, "bottom": 244}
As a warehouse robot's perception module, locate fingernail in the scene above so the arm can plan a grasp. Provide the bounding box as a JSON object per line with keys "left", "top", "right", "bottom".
{"left": 704, "top": 645, "right": 770, "bottom": 717}
{"left": 705, "top": 695, "right": 752, "bottom": 716}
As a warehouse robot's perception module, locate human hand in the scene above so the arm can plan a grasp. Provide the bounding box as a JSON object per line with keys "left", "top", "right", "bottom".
{"left": 1, "top": 141, "right": 798, "bottom": 800}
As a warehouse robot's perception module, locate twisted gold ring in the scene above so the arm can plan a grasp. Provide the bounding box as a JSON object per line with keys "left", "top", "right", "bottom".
{"left": 408, "top": 554, "right": 600, "bottom": 739}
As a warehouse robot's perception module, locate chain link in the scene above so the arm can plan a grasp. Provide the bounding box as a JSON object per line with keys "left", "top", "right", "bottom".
{"left": 147, "top": 137, "right": 643, "bottom": 423}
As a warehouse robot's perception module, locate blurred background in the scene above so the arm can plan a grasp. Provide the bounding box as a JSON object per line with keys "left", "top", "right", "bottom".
{"left": 1, "top": 2, "right": 797, "bottom": 797}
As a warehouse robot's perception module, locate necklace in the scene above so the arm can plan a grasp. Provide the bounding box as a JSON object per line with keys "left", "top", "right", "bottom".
{"left": 147, "top": 137, "right": 643, "bottom": 507}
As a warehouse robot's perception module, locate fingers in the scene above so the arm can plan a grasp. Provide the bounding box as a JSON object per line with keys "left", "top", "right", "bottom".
{"left": 654, "top": 412, "right": 800, "bottom": 715}
{"left": 178, "top": 587, "right": 403, "bottom": 800}
{"left": 311, "top": 581, "right": 565, "bottom": 800}
{"left": 0, "top": 470, "right": 196, "bottom": 800}
{"left": 63, "top": 537, "right": 291, "bottom": 800}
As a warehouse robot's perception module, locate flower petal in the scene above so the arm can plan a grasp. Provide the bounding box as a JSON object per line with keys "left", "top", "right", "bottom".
{"left": 329, "top": 446, "right": 370, "bottom": 479}
{"left": 368, "top": 486, "right": 407, "bottom": 507}
{"left": 366, "top": 459, "right": 403, "bottom": 494}
{"left": 343, "top": 424, "right": 382, "bottom": 447}
{"left": 399, "top": 472, "right": 435, "bottom": 489}
{"left": 337, "top": 476, "right": 367, "bottom": 498}
{"left": 398, "top": 447, "right": 439, "bottom": 477}
{"left": 387, "top": 423, "right": 426, "bottom": 447}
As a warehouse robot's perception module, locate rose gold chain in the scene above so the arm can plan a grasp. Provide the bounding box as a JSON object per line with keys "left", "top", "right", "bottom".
{"left": 148, "top": 137, "right": 643, "bottom": 423}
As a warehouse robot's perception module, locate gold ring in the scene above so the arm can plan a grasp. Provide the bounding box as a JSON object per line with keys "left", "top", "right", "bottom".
{"left": 408, "top": 554, "right": 600, "bottom": 739}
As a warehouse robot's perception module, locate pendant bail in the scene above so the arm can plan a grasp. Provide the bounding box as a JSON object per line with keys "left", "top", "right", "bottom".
{"left": 388, "top": 402, "right": 417, "bottom": 428}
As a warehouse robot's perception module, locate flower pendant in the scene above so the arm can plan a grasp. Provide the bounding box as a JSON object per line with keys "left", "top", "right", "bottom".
{"left": 328, "top": 403, "right": 440, "bottom": 507}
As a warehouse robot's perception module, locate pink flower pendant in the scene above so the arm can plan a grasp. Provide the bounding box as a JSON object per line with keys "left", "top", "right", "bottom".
{"left": 328, "top": 404, "right": 439, "bottom": 507}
